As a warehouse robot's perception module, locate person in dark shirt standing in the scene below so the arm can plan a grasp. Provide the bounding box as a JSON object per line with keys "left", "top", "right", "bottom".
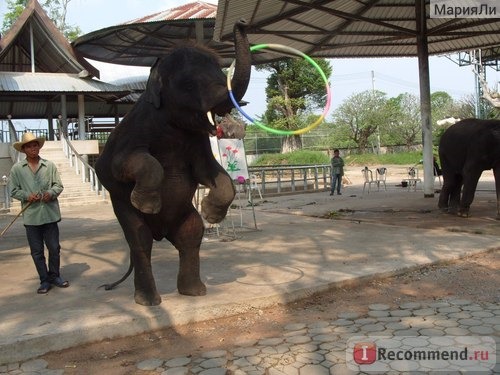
{"left": 330, "top": 149, "right": 344, "bottom": 196}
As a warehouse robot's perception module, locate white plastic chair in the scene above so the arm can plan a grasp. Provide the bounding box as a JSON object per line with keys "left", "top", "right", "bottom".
{"left": 375, "top": 167, "right": 387, "bottom": 191}
{"left": 361, "top": 167, "right": 377, "bottom": 194}
{"left": 434, "top": 166, "right": 442, "bottom": 187}
{"left": 406, "top": 166, "right": 422, "bottom": 191}
{"left": 248, "top": 174, "right": 263, "bottom": 201}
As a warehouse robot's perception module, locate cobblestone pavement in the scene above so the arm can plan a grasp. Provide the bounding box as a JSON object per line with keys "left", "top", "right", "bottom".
{"left": 2, "top": 297, "right": 498, "bottom": 374}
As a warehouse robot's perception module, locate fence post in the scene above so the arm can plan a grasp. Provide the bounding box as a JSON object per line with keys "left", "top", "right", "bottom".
{"left": 261, "top": 169, "right": 266, "bottom": 194}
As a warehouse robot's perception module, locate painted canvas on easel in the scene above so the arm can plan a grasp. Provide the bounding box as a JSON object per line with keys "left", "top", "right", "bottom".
{"left": 217, "top": 139, "right": 249, "bottom": 180}
{"left": 209, "top": 136, "right": 222, "bottom": 164}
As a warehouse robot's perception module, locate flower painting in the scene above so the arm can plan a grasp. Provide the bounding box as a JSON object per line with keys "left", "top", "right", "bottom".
{"left": 222, "top": 145, "right": 240, "bottom": 172}
{"left": 217, "top": 139, "right": 249, "bottom": 180}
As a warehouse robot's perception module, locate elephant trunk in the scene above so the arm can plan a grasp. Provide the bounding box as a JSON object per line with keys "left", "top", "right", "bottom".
{"left": 229, "top": 19, "right": 251, "bottom": 103}
{"left": 213, "top": 19, "right": 251, "bottom": 117}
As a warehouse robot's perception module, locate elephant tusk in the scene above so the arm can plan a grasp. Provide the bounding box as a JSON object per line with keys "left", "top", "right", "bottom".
{"left": 206, "top": 111, "right": 215, "bottom": 126}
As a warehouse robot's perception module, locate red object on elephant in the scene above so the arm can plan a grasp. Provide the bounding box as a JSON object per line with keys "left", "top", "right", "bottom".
{"left": 216, "top": 126, "right": 224, "bottom": 139}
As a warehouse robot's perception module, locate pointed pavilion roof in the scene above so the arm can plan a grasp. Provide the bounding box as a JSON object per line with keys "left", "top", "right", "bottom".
{"left": 0, "top": 0, "right": 99, "bottom": 78}
{"left": 0, "top": 0, "right": 136, "bottom": 120}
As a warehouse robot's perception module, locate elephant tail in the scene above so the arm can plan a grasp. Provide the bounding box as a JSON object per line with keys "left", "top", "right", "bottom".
{"left": 99, "top": 261, "right": 134, "bottom": 290}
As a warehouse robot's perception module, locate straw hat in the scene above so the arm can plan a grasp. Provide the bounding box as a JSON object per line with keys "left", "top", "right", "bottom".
{"left": 13, "top": 132, "right": 46, "bottom": 153}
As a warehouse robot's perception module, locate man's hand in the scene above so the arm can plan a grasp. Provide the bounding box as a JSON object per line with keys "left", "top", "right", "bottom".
{"left": 41, "top": 192, "right": 52, "bottom": 202}
{"left": 27, "top": 193, "right": 41, "bottom": 202}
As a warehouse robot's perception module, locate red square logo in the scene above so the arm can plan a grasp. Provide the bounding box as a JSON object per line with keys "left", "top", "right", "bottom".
{"left": 353, "top": 342, "right": 377, "bottom": 364}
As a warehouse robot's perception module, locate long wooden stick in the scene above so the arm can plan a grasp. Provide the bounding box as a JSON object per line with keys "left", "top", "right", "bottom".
{"left": 0, "top": 202, "right": 32, "bottom": 237}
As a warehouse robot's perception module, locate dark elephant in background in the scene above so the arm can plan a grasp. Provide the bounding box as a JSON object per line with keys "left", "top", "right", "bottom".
{"left": 95, "top": 20, "right": 251, "bottom": 306}
{"left": 438, "top": 118, "right": 500, "bottom": 219}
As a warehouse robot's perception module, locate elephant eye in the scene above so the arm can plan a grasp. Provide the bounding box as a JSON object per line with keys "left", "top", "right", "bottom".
{"left": 182, "top": 78, "right": 195, "bottom": 91}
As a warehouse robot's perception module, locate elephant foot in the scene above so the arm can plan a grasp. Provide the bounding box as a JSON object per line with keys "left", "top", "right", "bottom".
{"left": 458, "top": 211, "right": 470, "bottom": 218}
{"left": 201, "top": 199, "right": 228, "bottom": 224}
{"left": 131, "top": 188, "right": 161, "bottom": 214}
{"left": 178, "top": 277, "right": 207, "bottom": 296}
{"left": 134, "top": 289, "right": 162, "bottom": 306}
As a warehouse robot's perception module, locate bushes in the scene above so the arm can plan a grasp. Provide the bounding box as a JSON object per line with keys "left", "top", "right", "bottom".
{"left": 345, "top": 151, "right": 423, "bottom": 166}
{"left": 251, "top": 150, "right": 424, "bottom": 166}
{"left": 252, "top": 150, "right": 330, "bottom": 166}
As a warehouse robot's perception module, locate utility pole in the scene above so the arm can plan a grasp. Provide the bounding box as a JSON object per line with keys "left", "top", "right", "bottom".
{"left": 372, "top": 70, "right": 381, "bottom": 154}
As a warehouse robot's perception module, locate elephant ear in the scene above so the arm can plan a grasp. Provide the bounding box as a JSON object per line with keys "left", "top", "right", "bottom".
{"left": 144, "top": 58, "right": 162, "bottom": 109}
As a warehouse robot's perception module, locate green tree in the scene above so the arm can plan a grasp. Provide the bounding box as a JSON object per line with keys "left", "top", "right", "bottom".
{"left": 332, "top": 90, "right": 389, "bottom": 152}
{"left": 385, "top": 93, "right": 422, "bottom": 149}
{"left": 256, "top": 58, "right": 332, "bottom": 153}
{"left": 2, "top": 0, "right": 81, "bottom": 41}
{"left": 430, "top": 91, "right": 458, "bottom": 126}
{"left": 431, "top": 91, "right": 464, "bottom": 144}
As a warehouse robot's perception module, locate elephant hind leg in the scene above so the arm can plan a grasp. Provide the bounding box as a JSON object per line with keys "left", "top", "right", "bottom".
{"left": 447, "top": 175, "right": 462, "bottom": 215}
{"left": 169, "top": 209, "right": 207, "bottom": 297}
{"left": 113, "top": 201, "right": 161, "bottom": 306}
{"left": 438, "top": 183, "right": 450, "bottom": 212}
{"left": 439, "top": 173, "right": 461, "bottom": 214}
{"left": 459, "top": 168, "right": 482, "bottom": 218}
{"left": 493, "top": 166, "right": 500, "bottom": 220}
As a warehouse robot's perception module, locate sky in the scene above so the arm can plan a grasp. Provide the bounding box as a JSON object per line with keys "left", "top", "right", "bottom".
{"left": 1, "top": 0, "right": 499, "bottom": 120}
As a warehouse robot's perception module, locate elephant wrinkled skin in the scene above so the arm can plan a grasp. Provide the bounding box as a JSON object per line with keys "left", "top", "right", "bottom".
{"left": 438, "top": 118, "right": 500, "bottom": 219}
{"left": 95, "top": 21, "right": 251, "bottom": 306}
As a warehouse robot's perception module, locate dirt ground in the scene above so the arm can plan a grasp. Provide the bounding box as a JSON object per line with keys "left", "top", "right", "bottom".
{"left": 42, "top": 240, "right": 499, "bottom": 374}
{"left": 18, "top": 166, "right": 500, "bottom": 373}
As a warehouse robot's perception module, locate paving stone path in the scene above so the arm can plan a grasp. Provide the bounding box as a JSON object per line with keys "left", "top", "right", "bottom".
{"left": 1, "top": 297, "right": 498, "bottom": 374}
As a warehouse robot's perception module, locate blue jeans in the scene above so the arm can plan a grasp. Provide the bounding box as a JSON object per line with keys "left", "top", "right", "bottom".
{"left": 25, "top": 222, "right": 61, "bottom": 283}
{"left": 331, "top": 174, "right": 342, "bottom": 194}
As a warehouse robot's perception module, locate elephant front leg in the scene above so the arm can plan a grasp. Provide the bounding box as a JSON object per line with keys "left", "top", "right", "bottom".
{"left": 121, "top": 152, "right": 163, "bottom": 214}
{"left": 170, "top": 209, "right": 207, "bottom": 296}
{"left": 201, "top": 172, "right": 236, "bottom": 224}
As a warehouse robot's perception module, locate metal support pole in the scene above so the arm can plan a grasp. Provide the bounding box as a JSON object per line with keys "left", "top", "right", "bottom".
{"left": 60, "top": 95, "right": 68, "bottom": 137}
{"left": 29, "top": 24, "right": 35, "bottom": 73}
{"left": 416, "top": 0, "right": 434, "bottom": 198}
{"left": 78, "top": 95, "right": 85, "bottom": 140}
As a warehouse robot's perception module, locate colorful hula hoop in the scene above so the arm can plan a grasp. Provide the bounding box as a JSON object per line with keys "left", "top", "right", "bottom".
{"left": 227, "top": 44, "right": 332, "bottom": 135}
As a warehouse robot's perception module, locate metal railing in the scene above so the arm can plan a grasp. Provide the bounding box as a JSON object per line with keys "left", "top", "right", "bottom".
{"left": 248, "top": 164, "right": 332, "bottom": 195}
{"left": 59, "top": 129, "right": 107, "bottom": 200}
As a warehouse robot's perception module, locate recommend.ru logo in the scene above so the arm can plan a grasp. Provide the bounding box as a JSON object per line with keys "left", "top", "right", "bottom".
{"left": 347, "top": 336, "right": 496, "bottom": 372}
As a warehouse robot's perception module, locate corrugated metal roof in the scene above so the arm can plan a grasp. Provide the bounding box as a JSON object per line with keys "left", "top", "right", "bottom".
{"left": 125, "top": 2, "right": 217, "bottom": 23}
{"left": 110, "top": 76, "right": 147, "bottom": 91}
{"left": 0, "top": 100, "right": 135, "bottom": 120}
{"left": 72, "top": 1, "right": 270, "bottom": 67}
{"left": 214, "top": 0, "right": 500, "bottom": 61}
{"left": 0, "top": 71, "right": 134, "bottom": 119}
{"left": 0, "top": 72, "right": 130, "bottom": 94}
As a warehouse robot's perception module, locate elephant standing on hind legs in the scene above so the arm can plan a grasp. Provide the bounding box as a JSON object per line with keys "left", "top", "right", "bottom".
{"left": 438, "top": 118, "right": 500, "bottom": 219}
{"left": 95, "top": 20, "right": 252, "bottom": 306}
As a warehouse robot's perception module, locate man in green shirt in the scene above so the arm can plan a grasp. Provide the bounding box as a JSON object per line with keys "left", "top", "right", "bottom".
{"left": 9, "top": 132, "right": 69, "bottom": 294}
